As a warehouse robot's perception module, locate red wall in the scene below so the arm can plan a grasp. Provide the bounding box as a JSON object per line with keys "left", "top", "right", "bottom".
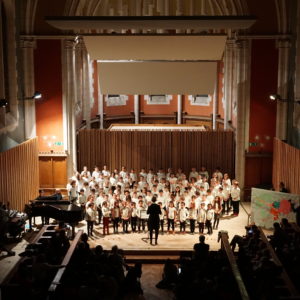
{"left": 244, "top": 39, "right": 278, "bottom": 194}
{"left": 34, "top": 40, "right": 64, "bottom": 152}
{"left": 249, "top": 39, "right": 278, "bottom": 153}
{"left": 182, "top": 95, "right": 213, "bottom": 116}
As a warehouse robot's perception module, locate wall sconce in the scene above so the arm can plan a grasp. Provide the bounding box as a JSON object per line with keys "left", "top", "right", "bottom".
{"left": 0, "top": 99, "right": 8, "bottom": 107}
{"left": 269, "top": 94, "right": 300, "bottom": 104}
{"left": 24, "top": 91, "right": 42, "bottom": 100}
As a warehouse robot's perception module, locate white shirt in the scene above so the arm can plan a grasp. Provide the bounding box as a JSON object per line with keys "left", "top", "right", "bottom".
{"left": 189, "top": 171, "right": 199, "bottom": 181}
{"left": 85, "top": 207, "right": 97, "bottom": 221}
{"left": 197, "top": 208, "right": 206, "bottom": 223}
{"left": 231, "top": 187, "right": 241, "bottom": 201}
{"left": 178, "top": 208, "right": 189, "bottom": 222}
{"left": 102, "top": 206, "right": 111, "bottom": 217}
{"left": 102, "top": 169, "right": 111, "bottom": 177}
{"left": 92, "top": 171, "right": 100, "bottom": 179}
{"left": 206, "top": 209, "right": 214, "bottom": 221}
{"left": 189, "top": 208, "right": 197, "bottom": 220}
{"left": 167, "top": 207, "right": 176, "bottom": 219}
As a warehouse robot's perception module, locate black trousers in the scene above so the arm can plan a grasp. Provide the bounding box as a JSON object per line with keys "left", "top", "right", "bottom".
{"left": 167, "top": 219, "right": 175, "bottom": 231}
{"left": 97, "top": 208, "right": 102, "bottom": 224}
{"left": 223, "top": 200, "right": 230, "bottom": 214}
{"left": 160, "top": 220, "right": 164, "bottom": 232}
{"left": 232, "top": 201, "right": 240, "bottom": 215}
{"left": 190, "top": 219, "right": 196, "bottom": 233}
{"left": 131, "top": 217, "right": 137, "bottom": 232}
{"left": 198, "top": 222, "right": 205, "bottom": 233}
{"left": 206, "top": 220, "right": 213, "bottom": 234}
{"left": 138, "top": 218, "right": 146, "bottom": 231}
{"left": 112, "top": 217, "right": 120, "bottom": 233}
{"left": 87, "top": 220, "right": 94, "bottom": 236}
{"left": 179, "top": 221, "right": 186, "bottom": 232}
{"left": 213, "top": 213, "right": 220, "bottom": 229}
{"left": 148, "top": 225, "right": 159, "bottom": 243}
{"left": 122, "top": 219, "right": 129, "bottom": 232}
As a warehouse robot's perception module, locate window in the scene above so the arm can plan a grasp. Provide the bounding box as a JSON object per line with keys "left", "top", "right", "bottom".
{"left": 144, "top": 95, "right": 172, "bottom": 105}
{"left": 105, "top": 95, "right": 128, "bottom": 106}
{"left": 188, "top": 95, "right": 212, "bottom": 106}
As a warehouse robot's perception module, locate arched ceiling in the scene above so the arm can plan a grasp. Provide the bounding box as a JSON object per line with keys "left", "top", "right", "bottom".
{"left": 19, "top": 0, "right": 289, "bottom": 35}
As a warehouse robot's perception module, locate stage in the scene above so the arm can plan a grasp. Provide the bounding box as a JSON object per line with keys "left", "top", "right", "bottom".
{"left": 85, "top": 202, "right": 253, "bottom": 251}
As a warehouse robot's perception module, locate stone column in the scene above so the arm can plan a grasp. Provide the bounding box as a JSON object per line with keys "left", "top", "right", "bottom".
{"left": 98, "top": 93, "right": 104, "bottom": 129}
{"left": 177, "top": 95, "right": 182, "bottom": 124}
{"left": 20, "top": 37, "right": 36, "bottom": 139}
{"left": 62, "top": 39, "right": 77, "bottom": 178}
{"left": 134, "top": 95, "right": 139, "bottom": 124}
{"left": 212, "top": 88, "right": 217, "bottom": 130}
{"left": 223, "top": 39, "right": 236, "bottom": 129}
{"left": 276, "top": 39, "right": 291, "bottom": 140}
{"left": 82, "top": 45, "right": 92, "bottom": 129}
{"left": 235, "top": 40, "right": 251, "bottom": 199}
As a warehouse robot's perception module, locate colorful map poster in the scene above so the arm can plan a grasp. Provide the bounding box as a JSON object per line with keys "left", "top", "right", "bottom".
{"left": 251, "top": 188, "right": 300, "bottom": 229}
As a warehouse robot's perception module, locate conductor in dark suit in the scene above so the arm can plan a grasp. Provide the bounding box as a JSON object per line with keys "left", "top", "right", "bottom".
{"left": 147, "top": 196, "right": 161, "bottom": 245}
{"left": 193, "top": 235, "right": 209, "bottom": 260}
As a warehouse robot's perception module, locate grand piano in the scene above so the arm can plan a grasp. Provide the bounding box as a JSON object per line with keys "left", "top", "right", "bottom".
{"left": 26, "top": 198, "right": 84, "bottom": 238}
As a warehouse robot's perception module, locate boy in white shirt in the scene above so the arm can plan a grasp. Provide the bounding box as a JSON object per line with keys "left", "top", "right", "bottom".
{"left": 189, "top": 167, "right": 199, "bottom": 181}
{"left": 130, "top": 202, "right": 138, "bottom": 232}
{"left": 158, "top": 202, "right": 165, "bottom": 234}
{"left": 178, "top": 202, "right": 189, "bottom": 234}
{"left": 189, "top": 202, "right": 197, "bottom": 234}
{"left": 206, "top": 203, "right": 214, "bottom": 235}
{"left": 92, "top": 166, "right": 101, "bottom": 179}
{"left": 119, "top": 166, "right": 127, "bottom": 180}
{"left": 102, "top": 165, "right": 111, "bottom": 177}
{"left": 197, "top": 203, "right": 206, "bottom": 233}
{"left": 137, "top": 200, "right": 147, "bottom": 232}
{"left": 129, "top": 169, "right": 137, "bottom": 183}
{"left": 102, "top": 201, "right": 111, "bottom": 235}
{"left": 167, "top": 201, "right": 176, "bottom": 234}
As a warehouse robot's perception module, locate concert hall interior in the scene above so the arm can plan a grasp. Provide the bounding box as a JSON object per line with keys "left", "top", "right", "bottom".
{"left": 1, "top": 0, "right": 300, "bottom": 299}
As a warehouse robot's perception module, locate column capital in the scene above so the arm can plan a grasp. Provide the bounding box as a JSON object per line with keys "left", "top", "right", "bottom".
{"left": 19, "top": 37, "right": 36, "bottom": 49}
{"left": 225, "top": 38, "right": 237, "bottom": 49}
{"left": 63, "top": 39, "right": 76, "bottom": 50}
{"left": 276, "top": 39, "right": 291, "bottom": 49}
{"left": 75, "top": 37, "right": 86, "bottom": 51}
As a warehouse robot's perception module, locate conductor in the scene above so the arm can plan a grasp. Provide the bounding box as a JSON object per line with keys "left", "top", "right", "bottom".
{"left": 147, "top": 196, "right": 161, "bottom": 245}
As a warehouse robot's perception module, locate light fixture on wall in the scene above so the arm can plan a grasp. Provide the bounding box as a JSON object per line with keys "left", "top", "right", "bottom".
{"left": 0, "top": 99, "right": 8, "bottom": 107}
{"left": 24, "top": 91, "right": 42, "bottom": 100}
{"left": 269, "top": 94, "right": 300, "bottom": 104}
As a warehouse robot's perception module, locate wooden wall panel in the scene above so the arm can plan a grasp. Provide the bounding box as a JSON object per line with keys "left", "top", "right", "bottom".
{"left": 39, "top": 156, "right": 67, "bottom": 189}
{"left": 0, "top": 138, "right": 39, "bottom": 211}
{"left": 53, "top": 158, "right": 67, "bottom": 188}
{"left": 78, "top": 130, "right": 235, "bottom": 179}
{"left": 273, "top": 138, "right": 300, "bottom": 194}
{"left": 39, "top": 157, "right": 53, "bottom": 188}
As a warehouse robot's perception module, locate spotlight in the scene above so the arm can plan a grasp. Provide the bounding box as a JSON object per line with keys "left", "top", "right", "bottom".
{"left": 0, "top": 99, "right": 8, "bottom": 107}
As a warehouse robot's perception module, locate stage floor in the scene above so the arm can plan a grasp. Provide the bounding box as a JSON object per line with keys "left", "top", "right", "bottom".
{"left": 86, "top": 202, "right": 253, "bottom": 251}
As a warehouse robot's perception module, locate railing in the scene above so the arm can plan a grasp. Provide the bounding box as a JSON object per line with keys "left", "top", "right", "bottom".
{"left": 240, "top": 201, "right": 251, "bottom": 226}
{"left": 258, "top": 227, "right": 300, "bottom": 299}
{"left": 219, "top": 232, "right": 250, "bottom": 300}
{"left": 47, "top": 230, "right": 83, "bottom": 299}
